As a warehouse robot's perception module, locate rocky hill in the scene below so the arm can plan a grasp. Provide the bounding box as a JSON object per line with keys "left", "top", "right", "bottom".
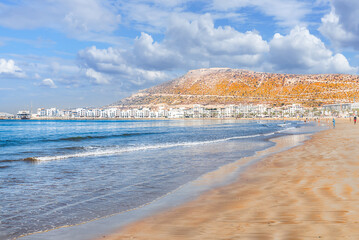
{"left": 115, "top": 68, "right": 359, "bottom": 107}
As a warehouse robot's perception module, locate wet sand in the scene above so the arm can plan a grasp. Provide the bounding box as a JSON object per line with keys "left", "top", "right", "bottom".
{"left": 100, "top": 119, "right": 359, "bottom": 240}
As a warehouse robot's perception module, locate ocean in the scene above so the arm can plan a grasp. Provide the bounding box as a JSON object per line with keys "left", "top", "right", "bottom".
{"left": 0, "top": 119, "right": 323, "bottom": 239}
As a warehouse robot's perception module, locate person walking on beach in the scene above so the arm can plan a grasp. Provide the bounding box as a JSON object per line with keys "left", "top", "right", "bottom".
{"left": 354, "top": 116, "right": 357, "bottom": 125}
{"left": 332, "top": 118, "right": 335, "bottom": 128}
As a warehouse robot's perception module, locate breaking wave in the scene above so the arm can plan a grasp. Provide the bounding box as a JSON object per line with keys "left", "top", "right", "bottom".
{"left": 57, "top": 132, "right": 159, "bottom": 142}
{"left": 25, "top": 133, "right": 264, "bottom": 162}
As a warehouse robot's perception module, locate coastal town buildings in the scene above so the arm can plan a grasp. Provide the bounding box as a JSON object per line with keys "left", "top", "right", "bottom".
{"left": 322, "top": 102, "right": 359, "bottom": 117}
{"left": 5, "top": 102, "right": 356, "bottom": 120}
{"left": 17, "top": 102, "right": 352, "bottom": 120}
{"left": 0, "top": 112, "right": 14, "bottom": 119}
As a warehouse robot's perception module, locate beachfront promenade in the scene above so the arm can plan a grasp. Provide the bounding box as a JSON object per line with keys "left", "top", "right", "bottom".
{"left": 99, "top": 119, "right": 359, "bottom": 240}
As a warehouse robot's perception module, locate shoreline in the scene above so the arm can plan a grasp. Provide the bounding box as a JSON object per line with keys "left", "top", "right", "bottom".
{"left": 19, "top": 121, "right": 323, "bottom": 240}
{"left": 2, "top": 116, "right": 328, "bottom": 121}
{"left": 95, "top": 120, "right": 359, "bottom": 239}
{"left": 3, "top": 117, "right": 293, "bottom": 120}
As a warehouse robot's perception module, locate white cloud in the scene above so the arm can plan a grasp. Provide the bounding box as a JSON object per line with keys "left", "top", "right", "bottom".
{"left": 0, "top": 0, "right": 120, "bottom": 40}
{"left": 117, "top": 1, "right": 198, "bottom": 33}
{"left": 319, "top": 0, "right": 359, "bottom": 50}
{"left": 79, "top": 14, "right": 269, "bottom": 71}
{"left": 118, "top": 0, "right": 311, "bottom": 34}
{"left": 78, "top": 46, "right": 128, "bottom": 73}
{"left": 133, "top": 32, "right": 181, "bottom": 70}
{"left": 21, "top": 58, "right": 89, "bottom": 87}
{"left": 78, "top": 45, "right": 170, "bottom": 86}
{"left": 330, "top": 0, "right": 359, "bottom": 34}
{"left": 161, "top": 14, "right": 270, "bottom": 69}
{"left": 133, "top": 69, "right": 168, "bottom": 85}
{"left": 77, "top": 14, "right": 271, "bottom": 87}
{"left": 78, "top": 14, "right": 357, "bottom": 87}
{"left": 267, "top": 26, "right": 357, "bottom": 74}
{"left": 166, "top": 14, "right": 269, "bottom": 56}
{"left": 211, "top": 0, "right": 311, "bottom": 27}
{"left": 85, "top": 69, "right": 110, "bottom": 84}
{"left": 41, "top": 78, "right": 57, "bottom": 88}
{"left": 0, "top": 58, "right": 25, "bottom": 77}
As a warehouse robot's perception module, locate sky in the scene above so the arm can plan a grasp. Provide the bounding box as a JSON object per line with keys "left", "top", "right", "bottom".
{"left": 1, "top": 0, "right": 359, "bottom": 113}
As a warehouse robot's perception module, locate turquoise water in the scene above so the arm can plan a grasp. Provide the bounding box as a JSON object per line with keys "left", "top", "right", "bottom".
{"left": 0, "top": 119, "right": 318, "bottom": 239}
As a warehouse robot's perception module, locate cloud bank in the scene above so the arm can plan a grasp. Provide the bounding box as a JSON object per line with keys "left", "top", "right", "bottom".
{"left": 78, "top": 14, "right": 357, "bottom": 86}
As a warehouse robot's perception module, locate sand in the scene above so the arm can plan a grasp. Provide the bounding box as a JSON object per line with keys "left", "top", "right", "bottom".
{"left": 99, "top": 119, "right": 359, "bottom": 240}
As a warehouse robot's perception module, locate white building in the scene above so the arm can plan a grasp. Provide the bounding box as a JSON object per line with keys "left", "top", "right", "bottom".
{"left": 168, "top": 108, "right": 185, "bottom": 118}
{"left": 287, "top": 104, "right": 304, "bottom": 116}
{"left": 45, "top": 107, "right": 59, "bottom": 117}
{"left": 193, "top": 104, "right": 204, "bottom": 118}
{"left": 37, "top": 108, "right": 46, "bottom": 117}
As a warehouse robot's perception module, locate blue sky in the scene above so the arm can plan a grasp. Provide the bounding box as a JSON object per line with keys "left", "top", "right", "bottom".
{"left": 1, "top": 0, "right": 359, "bottom": 113}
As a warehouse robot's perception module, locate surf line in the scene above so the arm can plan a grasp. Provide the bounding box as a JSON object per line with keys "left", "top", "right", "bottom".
{"left": 27, "top": 133, "right": 268, "bottom": 162}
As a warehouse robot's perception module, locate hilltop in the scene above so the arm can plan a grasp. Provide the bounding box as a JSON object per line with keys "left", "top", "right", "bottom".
{"left": 115, "top": 68, "right": 359, "bottom": 107}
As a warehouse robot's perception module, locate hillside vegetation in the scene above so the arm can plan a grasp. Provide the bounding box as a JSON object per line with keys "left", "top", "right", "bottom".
{"left": 116, "top": 68, "right": 359, "bottom": 107}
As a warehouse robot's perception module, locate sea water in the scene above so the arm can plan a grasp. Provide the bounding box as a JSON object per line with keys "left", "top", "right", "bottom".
{"left": 0, "top": 119, "right": 322, "bottom": 239}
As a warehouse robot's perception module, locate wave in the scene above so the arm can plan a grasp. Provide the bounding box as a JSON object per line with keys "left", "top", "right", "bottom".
{"left": 276, "top": 127, "right": 296, "bottom": 133}
{"left": 278, "top": 123, "right": 290, "bottom": 127}
{"left": 19, "top": 123, "right": 303, "bottom": 162}
{"left": 0, "top": 159, "right": 22, "bottom": 163}
{"left": 0, "top": 140, "right": 22, "bottom": 147}
{"left": 59, "top": 146, "right": 86, "bottom": 151}
{"left": 0, "top": 132, "right": 161, "bottom": 147}
{"left": 25, "top": 133, "right": 264, "bottom": 162}
{"left": 22, "top": 157, "right": 38, "bottom": 162}
{"left": 57, "top": 132, "right": 158, "bottom": 142}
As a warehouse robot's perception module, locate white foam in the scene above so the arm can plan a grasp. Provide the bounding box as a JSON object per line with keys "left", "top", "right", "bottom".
{"left": 34, "top": 134, "right": 263, "bottom": 162}
{"left": 276, "top": 127, "right": 296, "bottom": 133}
{"left": 35, "top": 124, "right": 302, "bottom": 162}
{"left": 263, "top": 132, "right": 275, "bottom": 136}
{"left": 278, "top": 123, "right": 291, "bottom": 127}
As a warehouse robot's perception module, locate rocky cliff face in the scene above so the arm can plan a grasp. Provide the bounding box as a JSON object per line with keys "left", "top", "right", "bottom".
{"left": 116, "top": 68, "right": 359, "bottom": 107}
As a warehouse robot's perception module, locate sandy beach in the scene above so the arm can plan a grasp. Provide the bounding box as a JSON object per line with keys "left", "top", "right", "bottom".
{"left": 97, "top": 119, "right": 359, "bottom": 240}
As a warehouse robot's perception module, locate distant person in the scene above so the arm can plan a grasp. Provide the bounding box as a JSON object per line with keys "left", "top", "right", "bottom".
{"left": 332, "top": 118, "right": 335, "bottom": 128}
{"left": 355, "top": 116, "right": 357, "bottom": 125}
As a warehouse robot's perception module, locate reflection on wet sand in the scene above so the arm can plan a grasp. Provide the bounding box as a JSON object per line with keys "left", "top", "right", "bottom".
{"left": 102, "top": 120, "right": 359, "bottom": 240}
